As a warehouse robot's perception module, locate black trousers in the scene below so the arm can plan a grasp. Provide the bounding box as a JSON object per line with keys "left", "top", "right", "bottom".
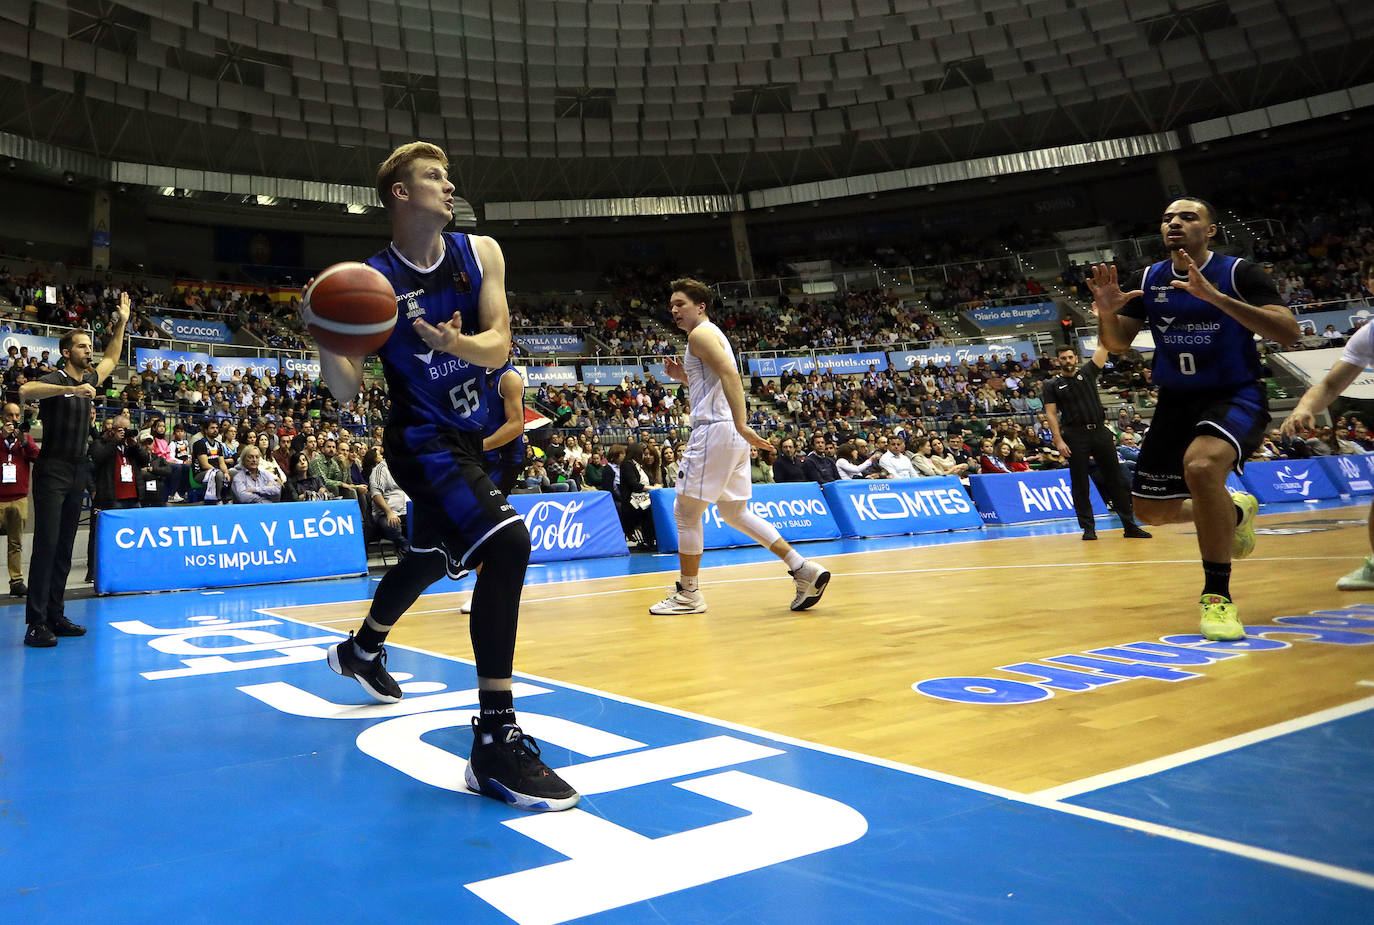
{"left": 1064, "top": 425, "right": 1135, "bottom": 530}
{"left": 26, "top": 456, "right": 90, "bottom": 627}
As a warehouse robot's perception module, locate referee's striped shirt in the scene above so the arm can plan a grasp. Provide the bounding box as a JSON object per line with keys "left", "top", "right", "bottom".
{"left": 35, "top": 368, "right": 99, "bottom": 460}
{"left": 1042, "top": 361, "right": 1106, "bottom": 427}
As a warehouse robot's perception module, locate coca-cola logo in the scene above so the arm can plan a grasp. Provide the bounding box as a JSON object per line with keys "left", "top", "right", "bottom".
{"left": 524, "top": 499, "right": 586, "bottom": 551}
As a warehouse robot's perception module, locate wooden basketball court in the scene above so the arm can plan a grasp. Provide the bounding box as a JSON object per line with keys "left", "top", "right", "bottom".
{"left": 277, "top": 502, "right": 1374, "bottom": 795}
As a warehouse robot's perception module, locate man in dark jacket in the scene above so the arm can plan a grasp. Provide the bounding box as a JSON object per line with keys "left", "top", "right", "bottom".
{"left": 801, "top": 432, "right": 840, "bottom": 484}
{"left": 86, "top": 413, "right": 149, "bottom": 583}
{"left": 771, "top": 436, "right": 807, "bottom": 482}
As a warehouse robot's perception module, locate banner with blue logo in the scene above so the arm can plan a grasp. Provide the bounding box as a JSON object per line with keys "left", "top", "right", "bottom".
{"left": 815, "top": 352, "right": 889, "bottom": 374}
{"left": 962, "top": 301, "right": 1058, "bottom": 328}
{"left": 281, "top": 354, "right": 320, "bottom": 378}
{"left": 0, "top": 331, "right": 60, "bottom": 361}
{"left": 135, "top": 347, "right": 281, "bottom": 380}
{"left": 1293, "top": 307, "right": 1371, "bottom": 337}
{"left": 1318, "top": 454, "right": 1374, "bottom": 495}
{"left": 581, "top": 364, "right": 645, "bottom": 386}
{"left": 94, "top": 500, "right": 367, "bottom": 594}
{"left": 645, "top": 363, "right": 671, "bottom": 383}
{"left": 154, "top": 316, "right": 234, "bottom": 344}
{"left": 966, "top": 470, "right": 1108, "bottom": 525}
{"left": 508, "top": 491, "right": 629, "bottom": 562}
{"left": 823, "top": 477, "right": 982, "bottom": 537}
{"left": 515, "top": 332, "right": 585, "bottom": 354}
{"left": 1239, "top": 458, "right": 1341, "bottom": 503}
{"left": 650, "top": 482, "right": 841, "bottom": 553}
{"left": 747, "top": 356, "right": 817, "bottom": 376}
{"left": 519, "top": 365, "right": 579, "bottom": 386}
{"left": 886, "top": 340, "right": 1038, "bottom": 372}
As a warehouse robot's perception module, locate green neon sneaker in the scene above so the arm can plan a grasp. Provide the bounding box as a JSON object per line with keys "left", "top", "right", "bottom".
{"left": 1231, "top": 492, "right": 1259, "bottom": 560}
{"left": 1199, "top": 594, "right": 1245, "bottom": 641}
{"left": 1336, "top": 556, "right": 1374, "bottom": 591}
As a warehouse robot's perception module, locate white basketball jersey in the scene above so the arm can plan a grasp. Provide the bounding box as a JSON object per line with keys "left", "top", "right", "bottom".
{"left": 1340, "top": 322, "right": 1374, "bottom": 369}
{"left": 684, "top": 320, "right": 735, "bottom": 423}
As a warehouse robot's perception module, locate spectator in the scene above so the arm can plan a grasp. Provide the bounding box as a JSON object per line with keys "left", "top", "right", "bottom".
{"left": 255, "top": 432, "right": 288, "bottom": 483}
{"left": 772, "top": 437, "right": 807, "bottom": 482}
{"left": 835, "top": 442, "right": 881, "bottom": 479}
{"left": 584, "top": 450, "right": 608, "bottom": 492}
{"left": 524, "top": 459, "right": 572, "bottom": 493}
{"left": 661, "top": 444, "right": 679, "bottom": 487}
{"left": 309, "top": 436, "right": 368, "bottom": 505}
{"left": 282, "top": 451, "right": 330, "bottom": 502}
{"left": 978, "top": 437, "right": 1013, "bottom": 473}
{"left": 750, "top": 445, "right": 776, "bottom": 483}
{"left": 879, "top": 435, "right": 920, "bottom": 479}
{"left": 367, "top": 447, "right": 410, "bottom": 552}
{"left": 87, "top": 413, "right": 149, "bottom": 582}
{"left": 801, "top": 433, "right": 840, "bottom": 484}
{"left": 0, "top": 402, "right": 38, "bottom": 596}
{"left": 230, "top": 446, "right": 282, "bottom": 503}
{"left": 617, "top": 442, "right": 656, "bottom": 548}
{"left": 191, "top": 418, "right": 231, "bottom": 503}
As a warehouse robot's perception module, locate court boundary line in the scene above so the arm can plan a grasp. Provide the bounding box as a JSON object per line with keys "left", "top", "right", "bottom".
{"left": 259, "top": 605, "right": 1374, "bottom": 892}
{"left": 1033, "top": 694, "right": 1374, "bottom": 802}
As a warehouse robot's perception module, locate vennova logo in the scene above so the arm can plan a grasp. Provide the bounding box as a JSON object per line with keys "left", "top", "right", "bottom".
{"left": 707, "top": 497, "right": 828, "bottom": 529}
{"left": 524, "top": 499, "right": 586, "bottom": 551}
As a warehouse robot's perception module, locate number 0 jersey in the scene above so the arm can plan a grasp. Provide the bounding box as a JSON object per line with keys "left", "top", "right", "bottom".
{"left": 1118, "top": 252, "right": 1282, "bottom": 391}
{"left": 367, "top": 232, "right": 488, "bottom": 438}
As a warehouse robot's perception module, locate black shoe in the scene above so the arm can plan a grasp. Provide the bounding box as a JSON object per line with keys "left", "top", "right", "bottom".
{"left": 1123, "top": 524, "right": 1153, "bottom": 538}
{"left": 49, "top": 616, "right": 86, "bottom": 637}
{"left": 9, "top": 579, "right": 25, "bottom": 597}
{"left": 465, "top": 719, "right": 581, "bottom": 812}
{"left": 1082, "top": 528, "right": 1098, "bottom": 541}
{"left": 24, "top": 623, "right": 57, "bottom": 647}
{"left": 83, "top": 573, "right": 93, "bottom": 584}
{"left": 327, "top": 633, "right": 402, "bottom": 703}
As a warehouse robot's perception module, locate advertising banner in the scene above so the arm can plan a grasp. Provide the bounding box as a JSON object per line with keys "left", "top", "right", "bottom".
{"left": 515, "top": 333, "right": 585, "bottom": 354}
{"left": 650, "top": 482, "right": 841, "bottom": 553}
{"left": 966, "top": 470, "right": 1108, "bottom": 525}
{"left": 581, "top": 364, "right": 645, "bottom": 386}
{"left": 0, "top": 331, "right": 61, "bottom": 361}
{"left": 1277, "top": 347, "right": 1374, "bottom": 399}
{"left": 1293, "top": 307, "right": 1371, "bottom": 337}
{"left": 281, "top": 355, "right": 320, "bottom": 378}
{"left": 822, "top": 477, "right": 983, "bottom": 537}
{"left": 747, "top": 356, "right": 817, "bottom": 376}
{"left": 518, "top": 365, "right": 579, "bottom": 386}
{"left": 508, "top": 491, "right": 629, "bottom": 562}
{"left": 644, "top": 363, "right": 671, "bottom": 383}
{"left": 815, "top": 352, "right": 889, "bottom": 374}
{"left": 963, "top": 301, "right": 1058, "bottom": 328}
{"left": 1318, "top": 454, "right": 1374, "bottom": 495}
{"left": 1239, "top": 458, "right": 1341, "bottom": 504}
{"left": 135, "top": 347, "right": 280, "bottom": 380}
{"left": 886, "top": 340, "right": 1038, "bottom": 372}
{"left": 94, "top": 500, "right": 367, "bottom": 594}
{"left": 154, "top": 316, "right": 234, "bottom": 344}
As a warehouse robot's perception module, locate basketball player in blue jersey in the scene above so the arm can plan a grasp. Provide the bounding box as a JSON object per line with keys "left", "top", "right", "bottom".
{"left": 1092, "top": 197, "right": 1299, "bottom": 641}
{"left": 316, "top": 141, "right": 577, "bottom": 812}
{"left": 481, "top": 361, "right": 528, "bottom": 495}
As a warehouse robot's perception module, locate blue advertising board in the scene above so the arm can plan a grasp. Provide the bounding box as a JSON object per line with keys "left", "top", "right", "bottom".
{"left": 508, "top": 490, "right": 629, "bottom": 562}
{"left": 1239, "top": 458, "right": 1341, "bottom": 504}
{"left": 135, "top": 347, "right": 281, "bottom": 380}
{"left": 650, "top": 482, "right": 841, "bottom": 553}
{"left": 1318, "top": 454, "right": 1374, "bottom": 495}
{"left": 94, "top": 500, "right": 367, "bottom": 594}
{"left": 581, "top": 364, "right": 645, "bottom": 386}
{"left": 746, "top": 356, "right": 817, "bottom": 376}
{"left": 155, "top": 316, "right": 234, "bottom": 344}
{"left": 515, "top": 332, "right": 585, "bottom": 354}
{"left": 1293, "top": 307, "right": 1372, "bottom": 337}
{"left": 963, "top": 301, "right": 1058, "bottom": 328}
{"left": 886, "top": 339, "right": 1039, "bottom": 372}
{"left": 823, "top": 476, "right": 983, "bottom": 537}
{"left": 0, "top": 331, "right": 60, "bottom": 360}
{"left": 280, "top": 354, "right": 320, "bottom": 378}
{"left": 815, "top": 351, "right": 889, "bottom": 374}
{"left": 644, "top": 363, "right": 671, "bottom": 383}
{"left": 519, "top": 365, "right": 579, "bottom": 386}
{"left": 966, "top": 470, "right": 1108, "bottom": 525}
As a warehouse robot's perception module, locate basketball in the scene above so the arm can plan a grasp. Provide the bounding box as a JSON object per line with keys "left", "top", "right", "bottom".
{"left": 302, "top": 261, "right": 397, "bottom": 356}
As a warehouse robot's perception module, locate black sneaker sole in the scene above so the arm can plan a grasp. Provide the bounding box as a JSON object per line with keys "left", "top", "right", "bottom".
{"left": 327, "top": 643, "right": 402, "bottom": 704}
{"left": 464, "top": 762, "right": 581, "bottom": 812}
{"left": 791, "top": 569, "right": 830, "bottom": 612}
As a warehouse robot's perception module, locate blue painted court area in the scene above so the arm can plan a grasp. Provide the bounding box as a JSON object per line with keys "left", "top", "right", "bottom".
{"left": 2, "top": 567, "right": 1373, "bottom": 924}
{"left": 1067, "top": 707, "right": 1374, "bottom": 877}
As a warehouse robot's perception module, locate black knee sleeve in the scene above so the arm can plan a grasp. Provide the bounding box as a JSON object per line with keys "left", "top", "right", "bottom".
{"left": 467, "top": 520, "right": 530, "bottom": 680}
{"left": 368, "top": 551, "right": 447, "bottom": 630}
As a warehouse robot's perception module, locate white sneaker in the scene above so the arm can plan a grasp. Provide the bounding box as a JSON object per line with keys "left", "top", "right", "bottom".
{"left": 460, "top": 596, "right": 472, "bottom": 614}
{"left": 1337, "top": 556, "right": 1374, "bottom": 591}
{"left": 789, "top": 560, "right": 831, "bottom": 612}
{"left": 649, "top": 582, "right": 707, "bottom": 614}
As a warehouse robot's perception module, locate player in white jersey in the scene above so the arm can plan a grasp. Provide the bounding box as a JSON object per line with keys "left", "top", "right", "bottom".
{"left": 650, "top": 278, "right": 830, "bottom": 614}
{"left": 1281, "top": 258, "right": 1374, "bottom": 591}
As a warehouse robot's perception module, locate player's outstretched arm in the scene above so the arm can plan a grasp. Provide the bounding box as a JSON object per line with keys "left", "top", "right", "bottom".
{"left": 483, "top": 368, "right": 525, "bottom": 452}
{"left": 1087, "top": 263, "right": 1144, "bottom": 353}
{"left": 1280, "top": 360, "right": 1362, "bottom": 435}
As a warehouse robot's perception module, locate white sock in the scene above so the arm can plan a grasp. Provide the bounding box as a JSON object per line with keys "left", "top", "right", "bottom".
{"left": 784, "top": 550, "right": 805, "bottom": 571}
{"left": 352, "top": 640, "right": 378, "bottom": 662}
{"left": 680, "top": 575, "right": 699, "bottom": 593}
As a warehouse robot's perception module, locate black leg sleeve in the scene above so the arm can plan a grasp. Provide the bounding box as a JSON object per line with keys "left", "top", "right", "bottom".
{"left": 467, "top": 518, "right": 531, "bottom": 680}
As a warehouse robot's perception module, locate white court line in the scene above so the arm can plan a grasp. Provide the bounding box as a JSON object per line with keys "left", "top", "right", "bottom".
{"left": 257, "top": 604, "right": 1374, "bottom": 892}
{"left": 1034, "top": 695, "right": 1374, "bottom": 802}
{"left": 1359, "top": 680, "right": 1374, "bottom": 688}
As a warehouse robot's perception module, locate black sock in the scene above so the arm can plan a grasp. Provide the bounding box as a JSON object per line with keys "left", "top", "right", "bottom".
{"left": 354, "top": 623, "right": 386, "bottom": 654}
{"left": 1202, "top": 560, "right": 1231, "bottom": 599}
{"left": 478, "top": 688, "right": 516, "bottom": 734}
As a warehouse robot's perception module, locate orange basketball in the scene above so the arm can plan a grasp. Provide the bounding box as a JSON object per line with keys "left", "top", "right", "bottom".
{"left": 302, "top": 262, "right": 397, "bottom": 356}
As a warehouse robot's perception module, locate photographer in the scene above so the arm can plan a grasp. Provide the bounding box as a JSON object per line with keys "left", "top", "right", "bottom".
{"left": 0, "top": 401, "right": 38, "bottom": 596}
{"left": 86, "top": 413, "right": 149, "bottom": 583}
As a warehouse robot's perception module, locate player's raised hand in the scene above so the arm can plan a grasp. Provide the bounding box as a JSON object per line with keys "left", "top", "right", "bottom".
{"left": 1168, "top": 249, "right": 1222, "bottom": 303}
{"left": 664, "top": 356, "right": 687, "bottom": 382}
{"left": 1279, "top": 408, "right": 1314, "bottom": 436}
{"left": 116, "top": 291, "right": 132, "bottom": 324}
{"left": 1086, "top": 263, "right": 1144, "bottom": 313}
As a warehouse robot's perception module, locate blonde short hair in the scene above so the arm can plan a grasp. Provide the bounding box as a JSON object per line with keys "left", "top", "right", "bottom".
{"left": 375, "top": 141, "right": 448, "bottom": 210}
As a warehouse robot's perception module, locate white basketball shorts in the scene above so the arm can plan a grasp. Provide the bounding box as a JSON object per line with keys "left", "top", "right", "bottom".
{"left": 675, "top": 421, "right": 751, "bottom": 503}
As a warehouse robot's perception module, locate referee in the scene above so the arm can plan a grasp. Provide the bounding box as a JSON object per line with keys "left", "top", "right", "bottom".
{"left": 18, "top": 293, "right": 130, "bottom": 647}
{"left": 1043, "top": 343, "right": 1151, "bottom": 541}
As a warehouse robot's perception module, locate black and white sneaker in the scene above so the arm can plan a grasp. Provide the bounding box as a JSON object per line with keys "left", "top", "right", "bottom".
{"left": 327, "top": 633, "right": 403, "bottom": 704}
{"left": 465, "top": 719, "right": 581, "bottom": 812}
{"left": 788, "top": 560, "right": 831, "bottom": 611}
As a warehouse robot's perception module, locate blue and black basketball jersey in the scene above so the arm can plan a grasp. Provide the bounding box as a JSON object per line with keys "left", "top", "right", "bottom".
{"left": 482, "top": 363, "right": 526, "bottom": 472}
{"left": 1120, "top": 252, "right": 1264, "bottom": 391}
{"left": 367, "top": 232, "right": 487, "bottom": 439}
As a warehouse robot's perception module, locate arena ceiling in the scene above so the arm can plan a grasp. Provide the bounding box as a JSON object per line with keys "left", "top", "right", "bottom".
{"left": 0, "top": 0, "right": 1369, "bottom": 207}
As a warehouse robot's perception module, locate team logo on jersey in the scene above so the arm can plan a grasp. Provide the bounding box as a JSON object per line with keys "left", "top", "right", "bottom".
{"left": 453, "top": 271, "right": 471, "bottom": 294}
{"left": 1158, "top": 316, "right": 1176, "bottom": 329}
